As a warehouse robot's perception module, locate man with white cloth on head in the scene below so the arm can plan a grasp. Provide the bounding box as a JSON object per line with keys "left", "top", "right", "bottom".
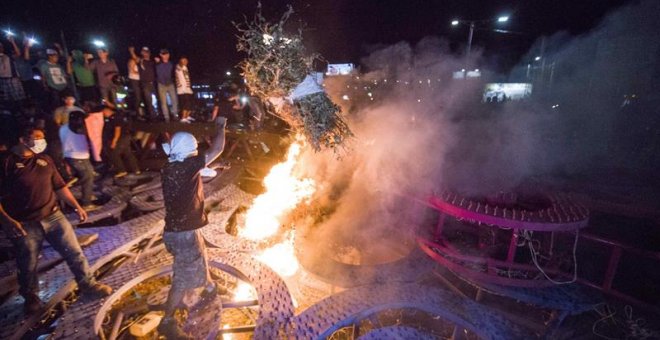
{"left": 157, "top": 117, "right": 226, "bottom": 339}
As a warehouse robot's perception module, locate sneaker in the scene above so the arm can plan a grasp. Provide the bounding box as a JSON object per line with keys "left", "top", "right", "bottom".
{"left": 126, "top": 171, "right": 142, "bottom": 179}
{"left": 157, "top": 317, "right": 193, "bottom": 340}
{"left": 200, "top": 167, "right": 217, "bottom": 178}
{"left": 81, "top": 282, "right": 113, "bottom": 298}
{"left": 23, "top": 293, "right": 44, "bottom": 314}
{"left": 114, "top": 172, "right": 128, "bottom": 179}
{"left": 66, "top": 177, "right": 79, "bottom": 187}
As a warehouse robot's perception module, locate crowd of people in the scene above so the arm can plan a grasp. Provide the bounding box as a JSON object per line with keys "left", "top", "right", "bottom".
{"left": 0, "top": 32, "right": 255, "bottom": 190}
{"left": 0, "top": 33, "right": 238, "bottom": 335}
{"left": 0, "top": 34, "right": 197, "bottom": 120}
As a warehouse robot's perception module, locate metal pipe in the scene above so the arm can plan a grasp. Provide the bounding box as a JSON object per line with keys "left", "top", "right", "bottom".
{"left": 580, "top": 232, "right": 660, "bottom": 260}
{"left": 602, "top": 247, "right": 622, "bottom": 291}
{"left": 218, "top": 325, "right": 256, "bottom": 334}
{"left": 108, "top": 311, "right": 124, "bottom": 340}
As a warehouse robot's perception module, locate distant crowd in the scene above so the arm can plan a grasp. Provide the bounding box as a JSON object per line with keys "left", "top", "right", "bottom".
{"left": 0, "top": 33, "right": 269, "bottom": 209}
{"left": 1, "top": 34, "right": 199, "bottom": 123}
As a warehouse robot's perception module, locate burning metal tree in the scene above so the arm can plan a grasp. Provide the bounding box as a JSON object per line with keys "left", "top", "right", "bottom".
{"left": 235, "top": 5, "right": 353, "bottom": 152}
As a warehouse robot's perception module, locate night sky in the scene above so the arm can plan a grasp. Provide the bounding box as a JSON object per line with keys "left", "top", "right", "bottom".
{"left": 2, "top": 0, "right": 630, "bottom": 82}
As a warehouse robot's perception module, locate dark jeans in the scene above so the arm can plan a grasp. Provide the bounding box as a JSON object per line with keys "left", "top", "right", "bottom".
{"left": 108, "top": 137, "right": 139, "bottom": 173}
{"left": 46, "top": 140, "right": 71, "bottom": 181}
{"left": 46, "top": 87, "right": 68, "bottom": 112}
{"left": 99, "top": 86, "right": 117, "bottom": 105}
{"left": 157, "top": 83, "right": 178, "bottom": 122}
{"left": 66, "top": 158, "right": 94, "bottom": 205}
{"left": 140, "top": 82, "right": 157, "bottom": 118}
{"left": 10, "top": 210, "right": 95, "bottom": 298}
{"left": 129, "top": 79, "right": 144, "bottom": 116}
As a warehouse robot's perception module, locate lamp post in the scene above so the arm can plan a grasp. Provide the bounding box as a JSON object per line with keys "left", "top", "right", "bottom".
{"left": 451, "top": 15, "right": 510, "bottom": 57}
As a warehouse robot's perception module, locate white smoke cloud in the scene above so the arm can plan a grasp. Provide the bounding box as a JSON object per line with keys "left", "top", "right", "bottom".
{"left": 294, "top": 0, "right": 660, "bottom": 265}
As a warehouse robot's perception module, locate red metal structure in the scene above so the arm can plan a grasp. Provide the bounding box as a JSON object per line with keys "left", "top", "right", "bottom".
{"left": 416, "top": 189, "right": 660, "bottom": 313}
{"left": 417, "top": 191, "right": 589, "bottom": 287}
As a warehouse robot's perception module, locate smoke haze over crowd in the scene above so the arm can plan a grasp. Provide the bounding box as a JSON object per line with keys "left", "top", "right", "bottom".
{"left": 295, "top": 0, "right": 660, "bottom": 262}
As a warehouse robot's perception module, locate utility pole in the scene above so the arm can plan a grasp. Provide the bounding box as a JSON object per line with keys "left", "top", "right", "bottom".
{"left": 466, "top": 22, "right": 475, "bottom": 58}
{"left": 451, "top": 15, "right": 510, "bottom": 77}
{"left": 60, "top": 30, "right": 78, "bottom": 99}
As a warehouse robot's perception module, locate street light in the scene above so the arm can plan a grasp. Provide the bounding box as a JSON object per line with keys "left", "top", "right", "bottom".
{"left": 534, "top": 56, "right": 541, "bottom": 61}
{"left": 226, "top": 71, "right": 232, "bottom": 76}
{"left": 450, "top": 14, "right": 511, "bottom": 58}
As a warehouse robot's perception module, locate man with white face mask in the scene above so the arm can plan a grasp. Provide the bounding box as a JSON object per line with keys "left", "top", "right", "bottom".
{"left": 157, "top": 117, "right": 226, "bottom": 339}
{"left": 0, "top": 127, "right": 112, "bottom": 314}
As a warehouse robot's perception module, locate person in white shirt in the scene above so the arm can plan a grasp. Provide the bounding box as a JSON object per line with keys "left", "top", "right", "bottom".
{"left": 59, "top": 110, "right": 97, "bottom": 210}
{"left": 127, "top": 57, "right": 144, "bottom": 119}
{"left": 175, "top": 57, "right": 194, "bottom": 123}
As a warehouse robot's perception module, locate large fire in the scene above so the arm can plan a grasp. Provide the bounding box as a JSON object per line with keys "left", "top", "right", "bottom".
{"left": 255, "top": 231, "right": 299, "bottom": 277}
{"left": 237, "top": 139, "right": 315, "bottom": 278}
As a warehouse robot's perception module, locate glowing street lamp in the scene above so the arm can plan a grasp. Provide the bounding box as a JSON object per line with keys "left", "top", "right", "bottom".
{"left": 226, "top": 71, "right": 232, "bottom": 76}
{"left": 534, "top": 56, "right": 541, "bottom": 61}
{"left": 450, "top": 14, "right": 512, "bottom": 58}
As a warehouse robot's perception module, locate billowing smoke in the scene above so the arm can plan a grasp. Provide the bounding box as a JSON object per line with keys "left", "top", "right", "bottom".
{"left": 445, "top": 0, "right": 660, "bottom": 196}
{"left": 294, "top": 0, "right": 660, "bottom": 265}
{"left": 295, "top": 37, "right": 482, "bottom": 262}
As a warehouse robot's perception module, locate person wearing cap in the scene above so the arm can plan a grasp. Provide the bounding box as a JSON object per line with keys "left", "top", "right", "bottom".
{"left": 157, "top": 117, "right": 226, "bottom": 339}
{"left": 39, "top": 48, "right": 68, "bottom": 111}
{"left": 128, "top": 46, "right": 157, "bottom": 120}
{"left": 66, "top": 50, "right": 97, "bottom": 103}
{"left": 155, "top": 48, "right": 179, "bottom": 123}
{"left": 86, "top": 47, "right": 119, "bottom": 106}
{"left": 59, "top": 110, "right": 97, "bottom": 210}
{"left": 0, "top": 126, "right": 112, "bottom": 314}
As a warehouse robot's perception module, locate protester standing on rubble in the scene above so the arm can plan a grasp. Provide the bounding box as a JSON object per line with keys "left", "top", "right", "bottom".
{"left": 157, "top": 117, "right": 226, "bottom": 339}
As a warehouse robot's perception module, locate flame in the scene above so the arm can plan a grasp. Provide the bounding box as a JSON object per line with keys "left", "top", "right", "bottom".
{"left": 255, "top": 231, "right": 299, "bottom": 277}
{"left": 233, "top": 281, "right": 257, "bottom": 301}
{"left": 222, "top": 324, "right": 232, "bottom": 340}
{"left": 236, "top": 139, "right": 315, "bottom": 279}
{"left": 239, "top": 141, "right": 315, "bottom": 241}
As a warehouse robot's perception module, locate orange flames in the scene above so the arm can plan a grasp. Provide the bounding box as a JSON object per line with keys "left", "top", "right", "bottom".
{"left": 237, "top": 139, "right": 315, "bottom": 278}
